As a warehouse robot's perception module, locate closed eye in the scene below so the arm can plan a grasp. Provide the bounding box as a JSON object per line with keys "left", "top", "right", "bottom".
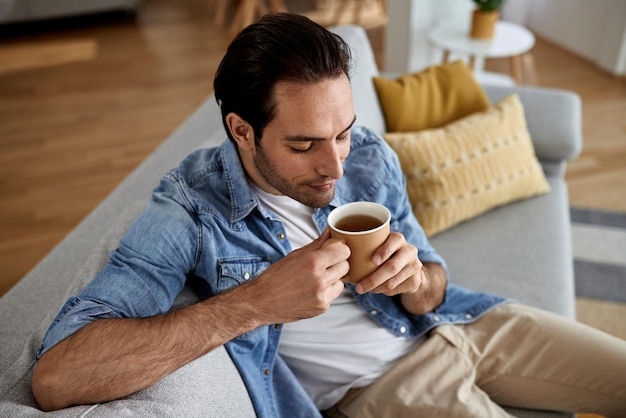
{"left": 286, "top": 115, "right": 356, "bottom": 154}
{"left": 290, "top": 133, "right": 349, "bottom": 154}
{"left": 290, "top": 143, "right": 313, "bottom": 154}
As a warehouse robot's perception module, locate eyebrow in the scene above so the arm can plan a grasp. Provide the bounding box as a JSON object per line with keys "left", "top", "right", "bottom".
{"left": 284, "top": 115, "right": 357, "bottom": 142}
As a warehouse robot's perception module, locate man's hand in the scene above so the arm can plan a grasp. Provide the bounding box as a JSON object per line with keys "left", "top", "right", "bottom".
{"left": 353, "top": 232, "right": 447, "bottom": 315}
{"left": 246, "top": 228, "right": 350, "bottom": 325}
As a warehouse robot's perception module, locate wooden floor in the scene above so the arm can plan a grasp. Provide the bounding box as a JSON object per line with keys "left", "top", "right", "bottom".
{"left": 0, "top": 0, "right": 230, "bottom": 296}
{"left": 1, "top": 0, "right": 625, "bottom": 350}
{"left": 485, "top": 39, "right": 626, "bottom": 214}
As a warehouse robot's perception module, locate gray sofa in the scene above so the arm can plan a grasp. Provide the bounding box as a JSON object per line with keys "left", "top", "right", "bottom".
{"left": 0, "top": 25, "right": 582, "bottom": 417}
{"left": 0, "top": 0, "right": 140, "bottom": 24}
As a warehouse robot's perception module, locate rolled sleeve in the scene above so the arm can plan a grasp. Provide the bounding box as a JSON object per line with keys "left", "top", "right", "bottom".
{"left": 37, "top": 297, "right": 123, "bottom": 359}
{"left": 36, "top": 175, "right": 201, "bottom": 359}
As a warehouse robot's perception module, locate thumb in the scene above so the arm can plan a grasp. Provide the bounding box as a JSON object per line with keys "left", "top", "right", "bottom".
{"left": 308, "top": 227, "right": 332, "bottom": 250}
{"left": 322, "top": 236, "right": 346, "bottom": 249}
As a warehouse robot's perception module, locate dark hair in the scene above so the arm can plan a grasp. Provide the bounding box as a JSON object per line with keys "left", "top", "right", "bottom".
{"left": 213, "top": 13, "right": 352, "bottom": 142}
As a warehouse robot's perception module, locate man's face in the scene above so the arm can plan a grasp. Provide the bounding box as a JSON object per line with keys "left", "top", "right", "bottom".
{"left": 246, "top": 74, "right": 355, "bottom": 208}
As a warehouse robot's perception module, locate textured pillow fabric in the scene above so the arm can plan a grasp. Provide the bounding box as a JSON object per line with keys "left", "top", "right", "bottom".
{"left": 373, "top": 60, "right": 491, "bottom": 132}
{"left": 384, "top": 94, "right": 550, "bottom": 237}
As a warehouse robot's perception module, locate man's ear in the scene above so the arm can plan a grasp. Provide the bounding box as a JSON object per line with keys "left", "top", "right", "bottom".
{"left": 226, "top": 113, "right": 255, "bottom": 151}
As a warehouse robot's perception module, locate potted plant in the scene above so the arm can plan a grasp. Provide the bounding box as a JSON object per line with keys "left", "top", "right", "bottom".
{"left": 470, "top": 0, "right": 503, "bottom": 39}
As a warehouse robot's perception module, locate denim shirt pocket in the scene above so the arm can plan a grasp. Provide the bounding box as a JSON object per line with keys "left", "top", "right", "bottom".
{"left": 217, "top": 257, "right": 272, "bottom": 350}
{"left": 217, "top": 257, "right": 271, "bottom": 294}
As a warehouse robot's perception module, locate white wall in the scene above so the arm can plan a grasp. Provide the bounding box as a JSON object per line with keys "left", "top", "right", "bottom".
{"left": 505, "top": 0, "right": 626, "bottom": 75}
{"left": 386, "top": 0, "right": 626, "bottom": 76}
{"left": 385, "top": 0, "right": 472, "bottom": 74}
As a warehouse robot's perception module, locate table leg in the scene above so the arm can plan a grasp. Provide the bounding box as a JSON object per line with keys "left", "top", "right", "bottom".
{"left": 442, "top": 50, "right": 450, "bottom": 64}
{"left": 230, "top": 0, "right": 256, "bottom": 36}
{"left": 468, "top": 55, "right": 476, "bottom": 70}
{"left": 510, "top": 54, "right": 522, "bottom": 84}
{"left": 267, "top": 0, "right": 286, "bottom": 12}
{"left": 255, "top": 0, "right": 269, "bottom": 15}
{"left": 212, "top": 0, "right": 228, "bottom": 28}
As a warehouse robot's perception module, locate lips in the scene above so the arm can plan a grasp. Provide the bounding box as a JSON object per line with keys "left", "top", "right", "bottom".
{"left": 307, "top": 181, "right": 335, "bottom": 192}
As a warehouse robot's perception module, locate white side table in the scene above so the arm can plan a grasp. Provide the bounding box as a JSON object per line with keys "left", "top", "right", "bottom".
{"left": 428, "top": 20, "right": 535, "bottom": 84}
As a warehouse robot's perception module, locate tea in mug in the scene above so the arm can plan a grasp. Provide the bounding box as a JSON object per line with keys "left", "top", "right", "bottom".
{"left": 335, "top": 214, "right": 383, "bottom": 232}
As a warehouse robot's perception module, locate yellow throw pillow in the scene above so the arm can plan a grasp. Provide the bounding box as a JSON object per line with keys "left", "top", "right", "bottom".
{"left": 384, "top": 94, "right": 550, "bottom": 237}
{"left": 373, "top": 60, "right": 491, "bottom": 132}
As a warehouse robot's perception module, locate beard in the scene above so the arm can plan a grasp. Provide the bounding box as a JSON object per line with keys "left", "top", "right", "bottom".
{"left": 253, "top": 144, "right": 335, "bottom": 208}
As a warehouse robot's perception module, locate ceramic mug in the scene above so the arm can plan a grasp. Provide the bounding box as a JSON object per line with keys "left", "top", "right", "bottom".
{"left": 327, "top": 202, "right": 391, "bottom": 284}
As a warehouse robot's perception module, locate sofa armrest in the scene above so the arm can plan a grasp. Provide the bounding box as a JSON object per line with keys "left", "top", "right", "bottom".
{"left": 482, "top": 84, "right": 583, "bottom": 164}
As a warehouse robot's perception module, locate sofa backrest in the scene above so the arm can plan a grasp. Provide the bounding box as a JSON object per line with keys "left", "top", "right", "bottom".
{"left": 330, "top": 25, "right": 387, "bottom": 135}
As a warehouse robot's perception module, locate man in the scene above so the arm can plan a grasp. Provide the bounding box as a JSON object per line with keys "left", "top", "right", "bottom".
{"left": 32, "top": 13, "right": 626, "bottom": 417}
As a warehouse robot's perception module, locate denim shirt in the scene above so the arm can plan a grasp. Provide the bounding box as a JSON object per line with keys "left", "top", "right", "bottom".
{"left": 38, "top": 126, "right": 507, "bottom": 417}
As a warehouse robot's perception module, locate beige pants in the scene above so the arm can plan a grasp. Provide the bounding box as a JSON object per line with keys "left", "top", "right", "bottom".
{"left": 324, "top": 304, "right": 626, "bottom": 418}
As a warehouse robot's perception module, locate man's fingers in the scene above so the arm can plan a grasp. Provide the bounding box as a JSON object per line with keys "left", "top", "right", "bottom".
{"left": 372, "top": 231, "right": 404, "bottom": 265}
{"left": 356, "top": 236, "right": 421, "bottom": 294}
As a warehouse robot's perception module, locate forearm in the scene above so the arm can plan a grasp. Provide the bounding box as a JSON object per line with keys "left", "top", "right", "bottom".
{"left": 400, "top": 262, "right": 447, "bottom": 315}
{"left": 32, "top": 287, "right": 264, "bottom": 411}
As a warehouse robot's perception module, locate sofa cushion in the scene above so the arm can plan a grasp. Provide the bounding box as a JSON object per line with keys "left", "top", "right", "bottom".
{"left": 430, "top": 174, "right": 576, "bottom": 320}
{"left": 373, "top": 60, "right": 491, "bottom": 132}
{"left": 384, "top": 94, "right": 550, "bottom": 237}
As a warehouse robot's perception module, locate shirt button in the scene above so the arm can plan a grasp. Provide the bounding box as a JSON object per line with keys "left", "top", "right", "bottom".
{"left": 263, "top": 368, "right": 270, "bottom": 376}
{"left": 465, "top": 313, "right": 473, "bottom": 320}
{"left": 278, "top": 233, "right": 285, "bottom": 240}
{"left": 369, "top": 309, "right": 378, "bottom": 315}
{"left": 399, "top": 326, "right": 407, "bottom": 334}
{"left": 243, "top": 272, "right": 251, "bottom": 280}
{"left": 274, "top": 324, "right": 281, "bottom": 330}
{"left": 433, "top": 315, "right": 441, "bottom": 322}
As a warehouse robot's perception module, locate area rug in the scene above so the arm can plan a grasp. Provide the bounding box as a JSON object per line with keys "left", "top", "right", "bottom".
{"left": 570, "top": 207, "right": 626, "bottom": 303}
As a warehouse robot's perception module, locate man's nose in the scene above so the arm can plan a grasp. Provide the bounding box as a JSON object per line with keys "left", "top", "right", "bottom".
{"left": 317, "top": 142, "right": 345, "bottom": 179}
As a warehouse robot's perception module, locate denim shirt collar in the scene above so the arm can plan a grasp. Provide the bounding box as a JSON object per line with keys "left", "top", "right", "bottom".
{"left": 219, "top": 139, "right": 263, "bottom": 224}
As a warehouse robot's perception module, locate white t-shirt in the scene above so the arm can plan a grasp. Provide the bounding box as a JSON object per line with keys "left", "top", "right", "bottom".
{"left": 253, "top": 185, "right": 423, "bottom": 410}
